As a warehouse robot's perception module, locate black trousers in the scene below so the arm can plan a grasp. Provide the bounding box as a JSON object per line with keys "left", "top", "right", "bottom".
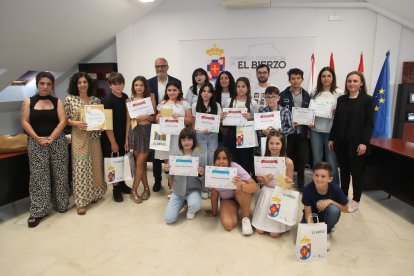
{"left": 334, "top": 141, "right": 366, "bottom": 202}
{"left": 286, "top": 133, "right": 309, "bottom": 185}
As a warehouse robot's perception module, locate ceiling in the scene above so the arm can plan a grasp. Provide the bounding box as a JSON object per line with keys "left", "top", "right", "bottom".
{"left": 0, "top": 0, "right": 165, "bottom": 92}
{"left": 1, "top": 0, "right": 413, "bottom": 93}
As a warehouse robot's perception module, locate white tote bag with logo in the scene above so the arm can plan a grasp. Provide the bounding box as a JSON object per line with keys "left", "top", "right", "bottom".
{"left": 295, "top": 214, "right": 327, "bottom": 261}
{"left": 104, "top": 152, "right": 125, "bottom": 184}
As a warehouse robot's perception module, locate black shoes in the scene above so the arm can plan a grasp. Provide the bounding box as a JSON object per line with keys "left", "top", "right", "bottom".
{"left": 27, "top": 215, "right": 47, "bottom": 228}
{"left": 118, "top": 182, "right": 132, "bottom": 194}
{"left": 113, "top": 182, "right": 132, "bottom": 202}
{"left": 152, "top": 181, "right": 162, "bottom": 192}
{"left": 113, "top": 187, "right": 123, "bottom": 202}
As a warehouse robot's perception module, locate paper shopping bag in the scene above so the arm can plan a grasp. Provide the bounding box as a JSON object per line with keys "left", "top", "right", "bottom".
{"left": 267, "top": 186, "right": 300, "bottom": 226}
{"left": 123, "top": 151, "right": 135, "bottom": 181}
{"left": 104, "top": 153, "right": 124, "bottom": 184}
{"left": 295, "top": 216, "right": 327, "bottom": 261}
{"left": 149, "top": 124, "right": 171, "bottom": 151}
{"left": 236, "top": 121, "right": 258, "bottom": 148}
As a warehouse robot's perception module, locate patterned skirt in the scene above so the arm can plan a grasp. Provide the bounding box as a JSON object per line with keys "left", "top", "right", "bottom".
{"left": 129, "top": 124, "right": 152, "bottom": 153}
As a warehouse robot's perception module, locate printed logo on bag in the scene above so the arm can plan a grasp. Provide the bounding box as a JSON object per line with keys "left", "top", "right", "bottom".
{"left": 107, "top": 166, "right": 115, "bottom": 182}
{"left": 299, "top": 236, "right": 312, "bottom": 260}
{"left": 268, "top": 203, "right": 280, "bottom": 218}
{"left": 236, "top": 132, "right": 244, "bottom": 146}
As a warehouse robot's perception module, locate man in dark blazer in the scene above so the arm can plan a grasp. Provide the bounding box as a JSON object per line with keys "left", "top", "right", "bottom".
{"left": 148, "top": 57, "right": 181, "bottom": 192}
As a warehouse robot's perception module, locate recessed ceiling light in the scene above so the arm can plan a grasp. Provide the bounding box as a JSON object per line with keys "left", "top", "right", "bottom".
{"left": 140, "top": 0, "right": 154, "bottom": 3}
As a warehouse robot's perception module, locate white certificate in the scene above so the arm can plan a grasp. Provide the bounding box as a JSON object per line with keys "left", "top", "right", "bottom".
{"left": 84, "top": 105, "right": 105, "bottom": 131}
{"left": 254, "top": 111, "right": 282, "bottom": 130}
{"left": 126, "top": 97, "right": 154, "bottom": 119}
{"left": 308, "top": 100, "right": 333, "bottom": 119}
{"left": 159, "top": 117, "right": 185, "bottom": 135}
{"left": 169, "top": 156, "right": 199, "bottom": 176}
{"left": 292, "top": 107, "right": 315, "bottom": 125}
{"left": 195, "top": 113, "right": 220, "bottom": 133}
{"left": 254, "top": 156, "right": 286, "bottom": 176}
{"left": 222, "top": 108, "right": 247, "bottom": 126}
{"left": 205, "top": 166, "right": 237, "bottom": 189}
{"left": 236, "top": 121, "right": 258, "bottom": 148}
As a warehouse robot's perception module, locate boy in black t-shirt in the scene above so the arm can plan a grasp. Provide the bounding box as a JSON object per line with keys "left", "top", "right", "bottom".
{"left": 101, "top": 72, "right": 131, "bottom": 202}
{"left": 301, "top": 162, "right": 348, "bottom": 249}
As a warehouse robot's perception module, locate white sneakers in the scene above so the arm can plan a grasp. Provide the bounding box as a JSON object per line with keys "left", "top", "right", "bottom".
{"left": 186, "top": 210, "right": 196, "bottom": 220}
{"left": 347, "top": 200, "right": 360, "bottom": 213}
{"left": 242, "top": 217, "right": 253, "bottom": 236}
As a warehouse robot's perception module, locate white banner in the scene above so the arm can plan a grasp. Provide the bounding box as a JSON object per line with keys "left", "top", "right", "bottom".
{"left": 180, "top": 37, "right": 316, "bottom": 94}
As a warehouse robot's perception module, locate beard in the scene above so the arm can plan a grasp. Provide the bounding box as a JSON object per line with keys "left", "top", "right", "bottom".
{"left": 258, "top": 77, "right": 268, "bottom": 84}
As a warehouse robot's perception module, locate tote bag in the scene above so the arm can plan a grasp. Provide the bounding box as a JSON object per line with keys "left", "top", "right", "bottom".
{"left": 267, "top": 185, "right": 300, "bottom": 226}
{"left": 295, "top": 214, "right": 328, "bottom": 261}
{"left": 123, "top": 151, "right": 135, "bottom": 181}
{"left": 104, "top": 152, "right": 124, "bottom": 184}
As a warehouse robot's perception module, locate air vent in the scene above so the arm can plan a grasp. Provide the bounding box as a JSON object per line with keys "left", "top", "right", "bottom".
{"left": 221, "top": 0, "right": 271, "bottom": 8}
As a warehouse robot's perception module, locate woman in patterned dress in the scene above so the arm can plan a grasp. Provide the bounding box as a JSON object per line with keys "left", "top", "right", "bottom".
{"left": 64, "top": 72, "right": 107, "bottom": 215}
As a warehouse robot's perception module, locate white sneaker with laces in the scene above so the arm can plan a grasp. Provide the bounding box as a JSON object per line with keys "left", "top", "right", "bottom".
{"left": 241, "top": 217, "right": 253, "bottom": 236}
{"left": 186, "top": 210, "right": 196, "bottom": 220}
{"left": 347, "top": 200, "right": 359, "bottom": 213}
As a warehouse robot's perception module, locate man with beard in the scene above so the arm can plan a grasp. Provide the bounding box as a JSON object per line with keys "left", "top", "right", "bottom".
{"left": 251, "top": 64, "right": 274, "bottom": 108}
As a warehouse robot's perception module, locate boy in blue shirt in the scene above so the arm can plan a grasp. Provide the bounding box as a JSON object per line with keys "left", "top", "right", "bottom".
{"left": 302, "top": 162, "right": 348, "bottom": 249}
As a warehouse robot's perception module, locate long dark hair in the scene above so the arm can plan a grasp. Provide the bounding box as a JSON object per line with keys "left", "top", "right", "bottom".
{"left": 195, "top": 82, "right": 218, "bottom": 114}
{"left": 314, "top": 67, "right": 337, "bottom": 98}
{"left": 264, "top": 130, "right": 286, "bottom": 157}
{"left": 344, "top": 71, "right": 367, "bottom": 96}
{"left": 230, "top": 77, "right": 252, "bottom": 112}
{"left": 190, "top": 68, "right": 209, "bottom": 95}
{"left": 163, "top": 81, "right": 184, "bottom": 101}
{"left": 68, "top": 72, "right": 93, "bottom": 96}
{"left": 215, "top": 71, "right": 236, "bottom": 104}
{"left": 131, "top": 76, "right": 151, "bottom": 98}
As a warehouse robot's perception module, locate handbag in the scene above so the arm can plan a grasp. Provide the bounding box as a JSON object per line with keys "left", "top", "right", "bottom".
{"left": 0, "top": 134, "right": 28, "bottom": 153}
{"left": 295, "top": 214, "right": 328, "bottom": 261}
{"left": 267, "top": 185, "right": 300, "bottom": 226}
{"left": 123, "top": 150, "right": 135, "bottom": 181}
{"left": 104, "top": 152, "right": 125, "bottom": 184}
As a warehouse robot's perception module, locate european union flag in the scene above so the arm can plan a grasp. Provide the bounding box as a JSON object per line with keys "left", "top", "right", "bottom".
{"left": 372, "top": 51, "right": 390, "bottom": 138}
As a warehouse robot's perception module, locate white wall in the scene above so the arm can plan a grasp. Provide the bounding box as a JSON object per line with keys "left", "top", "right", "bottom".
{"left": 117, "top": 0, "right": 377, "bottom": 89}
{"left": 0, "top": 41, "right": 117, "bottom": 134}
{"left": 116, "top": 0, "right": 414, "bottom": 133}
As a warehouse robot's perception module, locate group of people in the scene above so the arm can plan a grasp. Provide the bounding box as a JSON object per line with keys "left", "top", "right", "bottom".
{"left": 22, "top": 57, "right": 375, "bottom": 248}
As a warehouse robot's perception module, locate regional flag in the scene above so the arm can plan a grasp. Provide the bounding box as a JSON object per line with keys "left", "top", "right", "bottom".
{"left": 329, "top": 53, "right": 335, "bottom": 71}
{"left": 372, "top": 51, "right": 390, "bottom": 138}
{"left": 358, "top": 52, "right": 364, "bottom": 73}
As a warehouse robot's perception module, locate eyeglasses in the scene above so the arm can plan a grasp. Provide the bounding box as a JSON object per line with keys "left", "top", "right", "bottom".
{"left": 155, "top": 65, "right": 167, "bottom": 69}
{"left": 265, "top": 96, "right": 278, "bottom": 100}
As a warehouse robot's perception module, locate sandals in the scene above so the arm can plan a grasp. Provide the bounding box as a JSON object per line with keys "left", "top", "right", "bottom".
{"left": 130, "top": 190, "right": 143, "bottom": 204}
{"left": 141, "top": 187, "right": 150, "bottom": 200}
{"left": 27, "top": 215, "right": 47, "bottom": 228}
{"left": 77, "top": 207, "right": 87, "bottom": 215}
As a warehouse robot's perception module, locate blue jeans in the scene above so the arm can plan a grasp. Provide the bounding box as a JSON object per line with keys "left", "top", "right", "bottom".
{"left": 164, "top": 190, "right": 201, "bottom": 224}
{"left": 310, "top": 130, "right": 339, "bottom": 186}
{"left": 196, "top": 132, "right": 218, "bottom": 166}
{"left": 302, "top": 204, "right": 341, "bottom": 233}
